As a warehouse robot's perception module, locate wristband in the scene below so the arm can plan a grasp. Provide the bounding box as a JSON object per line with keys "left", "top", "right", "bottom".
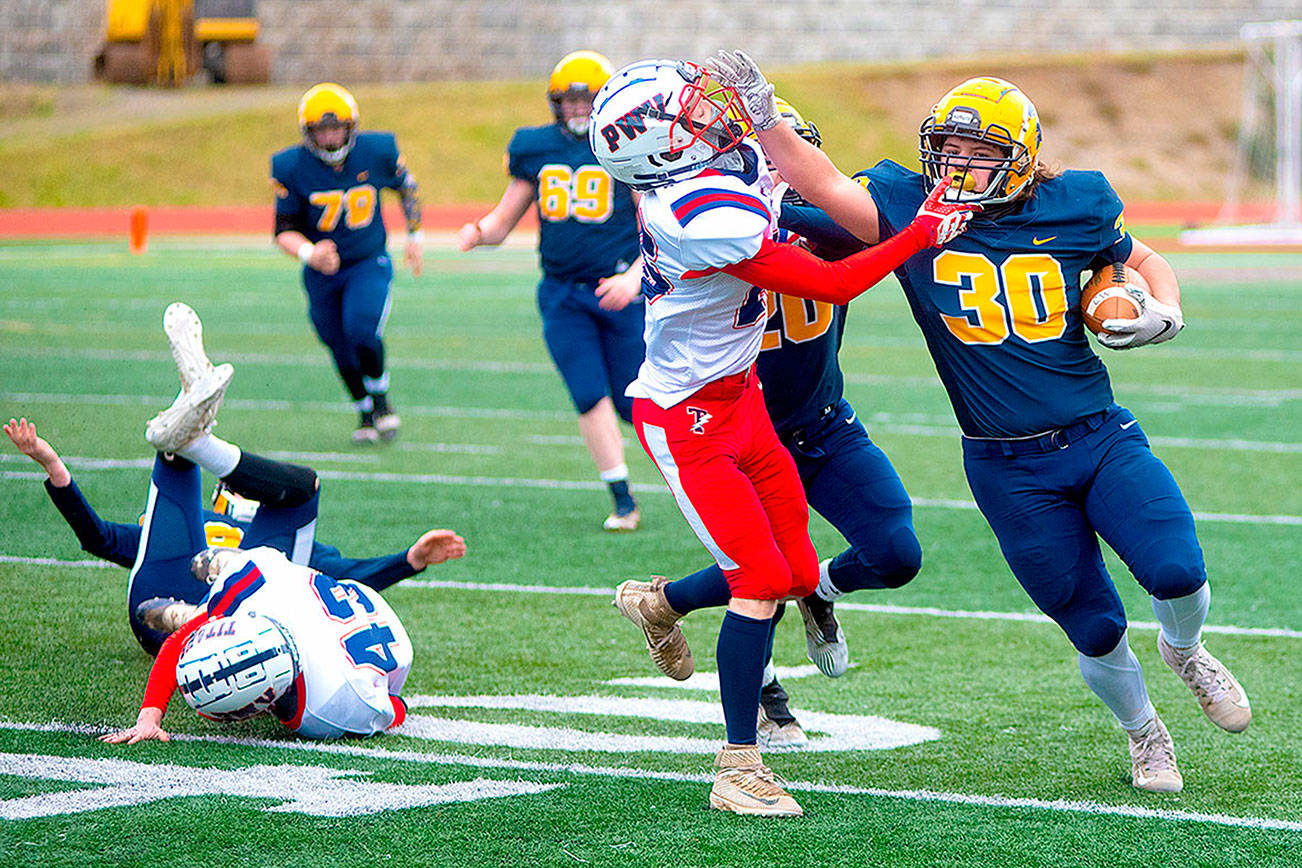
{"left": 296, "top": 241, "right": 314, "bottom": 264}
{"left": 409, "top": 230, "right": 425, "bottom": 244}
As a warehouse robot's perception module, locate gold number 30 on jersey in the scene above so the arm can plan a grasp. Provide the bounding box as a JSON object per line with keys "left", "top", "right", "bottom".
{"left": 934, "top": 251, "right": 1068, "bottom": 344}
{"left": 537, "top": 164, "right": 614, "bottom": 223}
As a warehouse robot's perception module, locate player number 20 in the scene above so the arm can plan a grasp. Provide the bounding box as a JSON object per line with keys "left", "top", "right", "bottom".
{"left": 934, "top": 251, "right": 1068, "bottom": 345}
{"left": 537, "top": 165, "right": 613, "bottom": 223}
{"left": 309, "top": 185, "right": 378, "bottom": 232}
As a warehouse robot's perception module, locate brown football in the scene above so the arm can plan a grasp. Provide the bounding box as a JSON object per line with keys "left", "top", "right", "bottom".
{"left": 1080, "top": 263, "right": 1147, "bottom": 335}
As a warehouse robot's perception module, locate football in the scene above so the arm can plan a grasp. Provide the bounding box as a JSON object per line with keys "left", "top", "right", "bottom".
{"left": 1080, "top": 263, "right": 1148, "bottom": 335}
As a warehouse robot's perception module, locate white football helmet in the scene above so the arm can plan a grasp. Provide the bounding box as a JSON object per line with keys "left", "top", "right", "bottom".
{"left": 588, "top": 59, "right": 752, "bottom": 190}
{"left": 176, "top": 613, "right": 298, "bottom": 722}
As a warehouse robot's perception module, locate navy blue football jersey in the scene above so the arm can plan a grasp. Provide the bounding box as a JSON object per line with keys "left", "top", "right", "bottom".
{"left": 508, "top": 123, "right": 640, "bottom": 282}
{"left": 858, "top": 161, "right": 1133, "bottom": 438}
{"left": 756, "top": 222, "right": 863, "bottom": 435}
{"left": 271, "top": 131, "right": 410, "bottom": 265}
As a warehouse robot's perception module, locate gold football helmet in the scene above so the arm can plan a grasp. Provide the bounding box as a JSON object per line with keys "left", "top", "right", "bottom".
{"left": 298, "top": 82, "right": 359, "bottom": 165}
{"left": 548, "top": 50, "right": 614, "bottom": 136}
{"left": 919, "top": 77, "right": 1041, "bottom": 205}
{"left": 774, "top": 96, "right": 821, "bottom": 148}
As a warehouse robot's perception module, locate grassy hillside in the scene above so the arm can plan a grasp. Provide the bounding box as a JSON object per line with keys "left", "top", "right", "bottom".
{"left": 0, "top": 50, "right": 1248, "bottom": 208}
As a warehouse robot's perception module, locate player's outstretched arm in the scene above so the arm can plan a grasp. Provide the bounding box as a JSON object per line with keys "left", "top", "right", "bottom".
{"left": 707, "top": 50, "right": 881, "bottom": 243}
{"left": 458, "top": 179, "right": 536, "bottom": 250}
{"left": 4, "top": 418, "right": 71, "bottom": 487}
{"left": 407, "top": 528, "right": 467, "bottom": 570}
{"left": 101, "top": 612, "right": 208, "bottom": 746}
{"left": 719, "top": 177, "right": 977, "bottom": 304}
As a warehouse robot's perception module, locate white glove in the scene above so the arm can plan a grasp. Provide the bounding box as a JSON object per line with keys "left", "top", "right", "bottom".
{"left": 705, "top": 50, "right": 780, "bottom": 131}
{"left": 1097, "top": 288, "right": 1184, "bottom": 349}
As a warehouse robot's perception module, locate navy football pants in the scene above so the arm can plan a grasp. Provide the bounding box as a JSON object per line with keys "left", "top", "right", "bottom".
{"left": 963, "top": 404, "right": 1206, "bottom": 657}
{"left": 537, "top": 274, "right": 644, "bottom": 422}
{"left": 786, "top": 399, "right": 922, "bottom": 592}
{"left": 303, "top": 255, "right": 393, "bottom": 401}
{"left": 126, "top": 457, "right": 319, "bottom": 656}
{"left": 667, "top": 397, "right": 920, "bottom": 610}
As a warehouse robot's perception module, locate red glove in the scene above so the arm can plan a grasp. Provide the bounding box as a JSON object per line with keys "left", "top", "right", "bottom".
{"left": 908, "top": 176, "right": 981, "bottom": 247}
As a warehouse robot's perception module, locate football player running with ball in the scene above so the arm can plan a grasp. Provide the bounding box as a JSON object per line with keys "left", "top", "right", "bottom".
{"left": 590, "top": 59, "right": 977, "bottom": 815}
{"left": 273, "top": 83, "right": 423, "bottom": 444}
{"left": 459, "top": 51, "right": 646, "bottom": 532}
{"left": 710, "top": 51, "right": 1249, "bottom": 793}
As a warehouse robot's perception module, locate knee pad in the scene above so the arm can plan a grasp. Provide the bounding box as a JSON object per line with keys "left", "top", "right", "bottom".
{"left": 1047, "top": 601, "right": 1126, "bottom": 658}
{"left": 878, "top": 526, "right": 922, "bottom": 588}
{"left": 728, "top": 561, "right": 794, "bottom": 601}
{"left": 1145, "top": 550, "right": 1207, "bottom": 601}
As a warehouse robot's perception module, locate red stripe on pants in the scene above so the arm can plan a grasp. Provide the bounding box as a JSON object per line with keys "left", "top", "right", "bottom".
{"left": 633, "top": 369, "right": 818, "bottom": 601}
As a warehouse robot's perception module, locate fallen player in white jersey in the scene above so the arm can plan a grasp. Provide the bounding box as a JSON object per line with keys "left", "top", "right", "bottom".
{"left": 104, "top": 545, "right": 413, "bottom": 741}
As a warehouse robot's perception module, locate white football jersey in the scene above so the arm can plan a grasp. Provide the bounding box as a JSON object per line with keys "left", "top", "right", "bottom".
{"left": 628, "top": 141, "right": 780, "bottom": 408}
{"left": 203, "top": 546, "right": 413, "bottom": 739}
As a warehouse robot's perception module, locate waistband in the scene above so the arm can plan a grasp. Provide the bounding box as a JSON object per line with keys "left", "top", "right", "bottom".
{"left": 962, "top": 408, "right": 1111, "bottom": 457}
{"left": 780, "top": 403, "right": 839, "bottom": 447}
{"left": 691, "top": 364, "right": 759, "bottom": 400}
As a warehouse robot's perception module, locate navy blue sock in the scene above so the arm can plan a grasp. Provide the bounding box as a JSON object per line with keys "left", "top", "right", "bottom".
{"left": 717, "top": 609, "right": 774, "bottom": 745}
{"left": 763, "top": 602, "right": 785, "bottom": 665}
{"left": 663, "top": 564, "right": 733, "bottom": 614}
{"left": 608, "top": 479, "right": 636, "bottom": 514}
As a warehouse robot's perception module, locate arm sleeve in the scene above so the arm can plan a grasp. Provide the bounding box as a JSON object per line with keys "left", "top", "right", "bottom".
{"left": 718, "top": 223, "right": 929, "bottom": 305}
{"left": 141, "top": 612, "right": 210, "bottom": 713}
{"left": 43, "top": 478, "right": 141, "bottom": 568}
{"left": 308, "top": 546, "right": 416, "bottom": 592}
{"left": 778, "top": 202, "right": 866, "bottom": 260}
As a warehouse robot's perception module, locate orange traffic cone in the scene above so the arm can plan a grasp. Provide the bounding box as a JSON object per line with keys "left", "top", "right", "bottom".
{"left": 129, "top": 205, "right": 148, "bottom": 254}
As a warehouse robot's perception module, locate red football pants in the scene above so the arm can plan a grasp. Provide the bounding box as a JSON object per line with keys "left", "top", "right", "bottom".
{"left": 633, "top": 367, "right": 819, "bottom": 601}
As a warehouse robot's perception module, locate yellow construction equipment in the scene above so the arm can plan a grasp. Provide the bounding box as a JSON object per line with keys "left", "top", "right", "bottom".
{"left": 93, "top": 0, "right": 270, "bottom": 86}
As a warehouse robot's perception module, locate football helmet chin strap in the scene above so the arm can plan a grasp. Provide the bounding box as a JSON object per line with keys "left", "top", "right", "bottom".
{"left": 1097, "top": 290, "right": 1184, "bottom": 350}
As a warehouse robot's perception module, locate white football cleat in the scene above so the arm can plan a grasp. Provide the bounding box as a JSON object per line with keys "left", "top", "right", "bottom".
{"left": 797, "top": 594, "right": 849, "bottom": 677}
{"left": 1158, "top": 634, "right": 1251, "bottom": 733}
{"left": 1127, "top": 715, "right": 1183, "bottom": 793}
{"left": 375, "top": 411, "right": 401, "bottom": 441}
{"left": 163, "top": 302, "right": 215, "bottom": 391}
{"left": 709, "top": 745, "right": 803, "bottom": 817}
{"left": 603, "top": 506, "right": 640, "bottom": 532}
{"left": 145, "top": 363, "right": 233, "bottom": 453}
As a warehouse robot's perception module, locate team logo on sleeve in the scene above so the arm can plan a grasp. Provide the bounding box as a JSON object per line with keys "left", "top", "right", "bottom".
{"left": 1115, "top": 213, "right": 1126, "bottom": 239}
{"left": 685, "top": 406, "right": 712, "bottom": 435}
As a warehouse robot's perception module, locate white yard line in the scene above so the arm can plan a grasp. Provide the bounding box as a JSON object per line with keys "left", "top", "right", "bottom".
{"left": 0, "top": 720, "right": 1297, "bottom": 833}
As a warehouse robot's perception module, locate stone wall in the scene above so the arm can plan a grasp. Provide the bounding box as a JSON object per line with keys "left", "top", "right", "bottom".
{"left": 2, "top": 0, "right": 1298, "bottom": 84}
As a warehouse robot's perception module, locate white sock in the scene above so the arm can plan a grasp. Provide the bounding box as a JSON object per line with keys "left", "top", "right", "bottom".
{"left": 599, "top": 463, "right": 629, "bottom": 483}
{"left": 1078, "top": 632, "right": 1155, "bottom": 731}
{"left": 814, "top": 559, "right": 841, "bottom": 602}
{"left": 362, "top": 372, "right": 389, "bottom": 394}
{"left": 177, "top": 433, "right": 241, "bottom": 478}
{"left": 761, "top": 660, "right": 776, "bottom": 687}
{"left": 354, "top": 395, "right": 374, "bottom": 413}
{"left": 1152, "top": 582, "right": 1210, "bottom": 650}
